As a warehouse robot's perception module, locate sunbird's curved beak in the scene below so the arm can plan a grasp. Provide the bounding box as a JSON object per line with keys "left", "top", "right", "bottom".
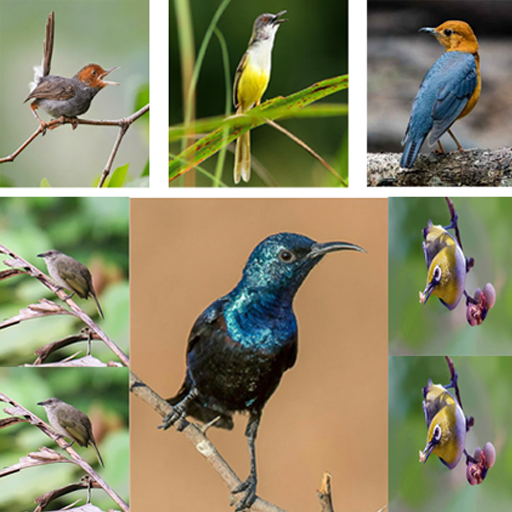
{"left": 272, "top": 10, "right": 288, "bottom": 25}
{"left": 307, "top": 241, "right": 366, "bottom": 259}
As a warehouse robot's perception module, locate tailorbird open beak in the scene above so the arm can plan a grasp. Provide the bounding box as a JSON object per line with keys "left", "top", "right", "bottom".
{"left": 419, "top": 27, "right": 436, "bottom": 35}
{"left": 308, "top": 241, "right": 366, "bottom": 259}
{"left": 100, "top": 66, "right": 120, "bottom": 85}
{"left": 273, "top": 10, "right": 288, "bottom": 24}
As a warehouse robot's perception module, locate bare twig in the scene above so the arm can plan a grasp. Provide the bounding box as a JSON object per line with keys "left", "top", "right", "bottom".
{"left": 34, "top": 477, "right": 101, "bottom": 511}
{"left": 130, "top": 371, "right": 287, "bottom": 512}
{"left": 0, "top": 104, "right": 149, "bottom": 188}
{"left": 0, "top": 244, "right": 129, "bottom": 367}
{"left": 0, "top": 393, "right": 128, "bottom": 512}
{"left": 316, "top": 473, "right": 334, "bottom": 512}
{"left": 265, "top": 119, "right": 348, "bottom": 187}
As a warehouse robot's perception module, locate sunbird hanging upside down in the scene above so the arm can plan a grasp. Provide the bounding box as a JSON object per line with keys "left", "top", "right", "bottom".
{"left": 233, "top": 11, "right": 287, "bottom": 184}
{"left": 401, "top": 20, "right": 481, "bottom": 168}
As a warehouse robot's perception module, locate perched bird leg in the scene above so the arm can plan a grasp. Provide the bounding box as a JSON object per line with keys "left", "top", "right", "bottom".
{"left": 448, "top": 129, "right": 464, "bottom": 151}
{"left": 30, "top": 104, "right": 50, "bottom": 136}
{"left": 232, "top": 412, "right": 260, "bottom": 511}
{"left": 159, "top": 387, "right": 199, "bottom": 432}
{"left": 435, "top": 140, "right": 445, "bottom": 154}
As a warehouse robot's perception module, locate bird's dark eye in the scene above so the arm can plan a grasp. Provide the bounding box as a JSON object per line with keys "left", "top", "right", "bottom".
{"left": 279, "top": 249, "right": 296, "bottom": 263}
{"left": 91, "top": 70, "right": 96, "bottom": 75}
{"left": 444, "top": 28, "right": 453, "bottom": 36}
{"left": 433, "top": 424, "right": 442, "bottom": 442}
{"left": 433, "top": 265, "right": 442, "bottom": 283}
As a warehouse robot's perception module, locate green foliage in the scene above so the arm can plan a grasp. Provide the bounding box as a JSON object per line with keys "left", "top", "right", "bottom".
{"left": 389, "top": 198, "right": 512, "bottom": 355}
{"left": 169, "top": 76, "right": 349, "bottom": 182}
{"left": 0, "top": 198, "right": 129, "bottom": 365}
{"left": 389, "top": 356, "right": 512, "bottom": 511}
{"left": 0, "top": 367, "right": 129, "bottom": 512}
{"left": 107, "top": 163, "right": 130, "bottom": 187}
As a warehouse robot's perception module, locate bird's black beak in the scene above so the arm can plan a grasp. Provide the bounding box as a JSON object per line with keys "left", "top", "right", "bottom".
{"left": 36, "top": 401, "right": 45, "bottom": 406}
{"left": 420, "top": 281, "right": 435, "bottom": 304}
{"left": 36, "top": 253, "right": 45, "bottom": 258}
{"left": 307, "top": 241, "right": 366, "bottom": 259}
{"left": 419, "top": 27, "right": 436, "bottom": 35}
{"left": 420, "top": 439, "right": 435, "bottom": 464}
{"left": 272, "top": 10, "right": 288, "bottom": 25}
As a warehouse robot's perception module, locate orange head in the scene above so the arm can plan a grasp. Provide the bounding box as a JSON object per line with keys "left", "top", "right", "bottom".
{"left": 420, "top": 21, "right": 479, "bottom": 54}
{"left": 75, "top": 64, "right": 120, "bottom": 89}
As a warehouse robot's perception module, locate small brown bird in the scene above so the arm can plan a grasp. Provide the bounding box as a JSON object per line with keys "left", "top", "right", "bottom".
{"left": 37, "top": 249, "right": 104, "bottom": 319}
{"left": 25, "top": 12, "right": 119, "bottom": 132}
{"left": 38, "top": 397, "right": 104, "bottom": 467}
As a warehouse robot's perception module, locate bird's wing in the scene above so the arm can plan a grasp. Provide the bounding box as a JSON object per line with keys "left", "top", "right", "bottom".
{"left": 24, "top": 76, "right": 76, "bottom": 102}
{"left": 187, "top": 298, "right": 227, "bottom": 354}
{"left": 427, "top": 52, "right": 478, "bottom": 145}
{"left": 233, "top": 51, "right": 248, "bottom": 110}
{"left": 55, "top": 260, "right": 90, "bottom": 299}
{"left": 423, "top": 382, "right": 455, "bottom": 429}
{"left": 423, "top": 223, "right": 457, "bottom": 269}
{"left": 59, "top": 414, "right": 91, "bottom": 447}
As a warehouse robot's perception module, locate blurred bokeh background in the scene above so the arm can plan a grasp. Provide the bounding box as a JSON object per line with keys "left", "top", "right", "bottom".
{"left": 170, "top": 0, "right": 348, "bottom": 187}
{"left": 389, "top": 356, "right": 512, "bottom": 512}
{"left": 0, "top": 0, "right": 149, "bottom": 187}
{"left": 368, "top": 1, "right": 512, "bottom": 157}
{"left": 0, "top": 367, "right": 129, "bottom": 512}
{"left": 389, "top": 197, "right": 512, "bottom": 355}
{"left": 130, "top": 199, "right": 388, "bottom": 511}
{"left": 0, "top": 197, "right": 129, "bottom": 365}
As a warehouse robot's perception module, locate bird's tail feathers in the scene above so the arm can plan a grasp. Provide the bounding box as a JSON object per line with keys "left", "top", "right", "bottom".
{"left": 91, "top": 440, "right": 104, "bottom": 467}
{"left": 234, "top": 131, "right": 251, "bottom": 184}
{"left": 91, "top": 292, "right": 104, "bottom": 319}
{"left": 400, "top": 136, "right": 425, "bottom": 169}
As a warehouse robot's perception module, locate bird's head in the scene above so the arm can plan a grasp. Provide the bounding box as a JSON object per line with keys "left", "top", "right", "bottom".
{"left": 251, "top": 10, "right": 287, "bottom": 43}
{"left": 37, "top": 249, "right": 62, "bottom": 263}
{"left": 240, "top": 232, "right": 365, "bottom": 297}
{"left": 37, "top": 397, "right": 62, "bottom": 410}
{"left": 76, "top": 64, "right": 120, "bottom": 89}
{"left": 420, "top": 20, "right": 479, "bottom": 54}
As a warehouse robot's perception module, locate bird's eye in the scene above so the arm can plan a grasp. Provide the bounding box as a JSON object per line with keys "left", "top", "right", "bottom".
{"left": 279, "top": 249, "right": 296, "bottom": 263}
{"left": 433, "top": 265, "right": 442, "bottom": 283}
{"left": 444, "top": 28, "right": 453, "bottom": 36}
{"left": 433, "top": 424, "right": 442, "bottom": 442}
{"left": 91, "top": 70, "right": 97, "bottom": 76}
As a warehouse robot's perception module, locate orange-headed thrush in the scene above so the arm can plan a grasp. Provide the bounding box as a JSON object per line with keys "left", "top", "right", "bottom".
{"left": 401, "top": 21, "right": 481, "bottom": 168}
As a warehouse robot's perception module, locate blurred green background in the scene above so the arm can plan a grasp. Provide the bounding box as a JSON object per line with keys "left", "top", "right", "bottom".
{"left": 0, "top": 197, "right": 129, "bottom": 365}
{"left": 0, "top": 0, "right": 149, "bottom": 187}
{"left": 0, "top": 367, "right": 129, "bottom": 511}
{"left": 389, "top": 356, "right": 512, "bottom": 512}
{"left": 170, "top": 0, "right": 348, "bottom": 187}
{"left": 389, "top": 197, "right": 512, "bottom": 355}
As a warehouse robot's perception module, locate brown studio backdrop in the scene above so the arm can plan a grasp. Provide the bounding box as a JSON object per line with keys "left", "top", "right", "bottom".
{"left": 130, "top": 198, "right": 388, "bottom": 512}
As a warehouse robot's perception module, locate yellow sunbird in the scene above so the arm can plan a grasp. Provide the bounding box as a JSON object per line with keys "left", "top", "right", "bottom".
{"left": 233, "top": 11, "right": 287, "bottom": 184}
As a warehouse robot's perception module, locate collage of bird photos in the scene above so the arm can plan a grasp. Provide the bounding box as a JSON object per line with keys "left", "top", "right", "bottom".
{"left": 0, "top": 1, "right": 512, "bottom": 512}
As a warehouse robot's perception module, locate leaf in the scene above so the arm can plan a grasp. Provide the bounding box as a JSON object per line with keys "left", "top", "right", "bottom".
{"left": 169, "top": 75, "right": 349, "bottom": 181}
{"left": 40, "top": 178, "right": 51, "bottom": 187}
{"left": 107, "top": 164, "right": 130, "bottom": 188}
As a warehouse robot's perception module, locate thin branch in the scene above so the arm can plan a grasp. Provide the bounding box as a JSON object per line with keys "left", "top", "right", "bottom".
{"left": 265, "top": 119, "right": 347, "bottom": 186}
{"left": 316, "top": 473, "right": 334, "bottom": 512}
{"left": 0, "top": 393, "right": 128, "bottom": 512}
{"left": 0, "top": 104, "right": 149, "bottom": 188}
{"left": 0, "top": 244, "right": 129, "bottom": 367}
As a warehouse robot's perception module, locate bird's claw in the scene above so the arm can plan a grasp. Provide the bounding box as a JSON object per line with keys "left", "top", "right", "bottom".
{"left": 232, "top": 474, "right": 257, "bottom": 511}
{"left": 159, "top": 406, "right": 188, "bottom": 431}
